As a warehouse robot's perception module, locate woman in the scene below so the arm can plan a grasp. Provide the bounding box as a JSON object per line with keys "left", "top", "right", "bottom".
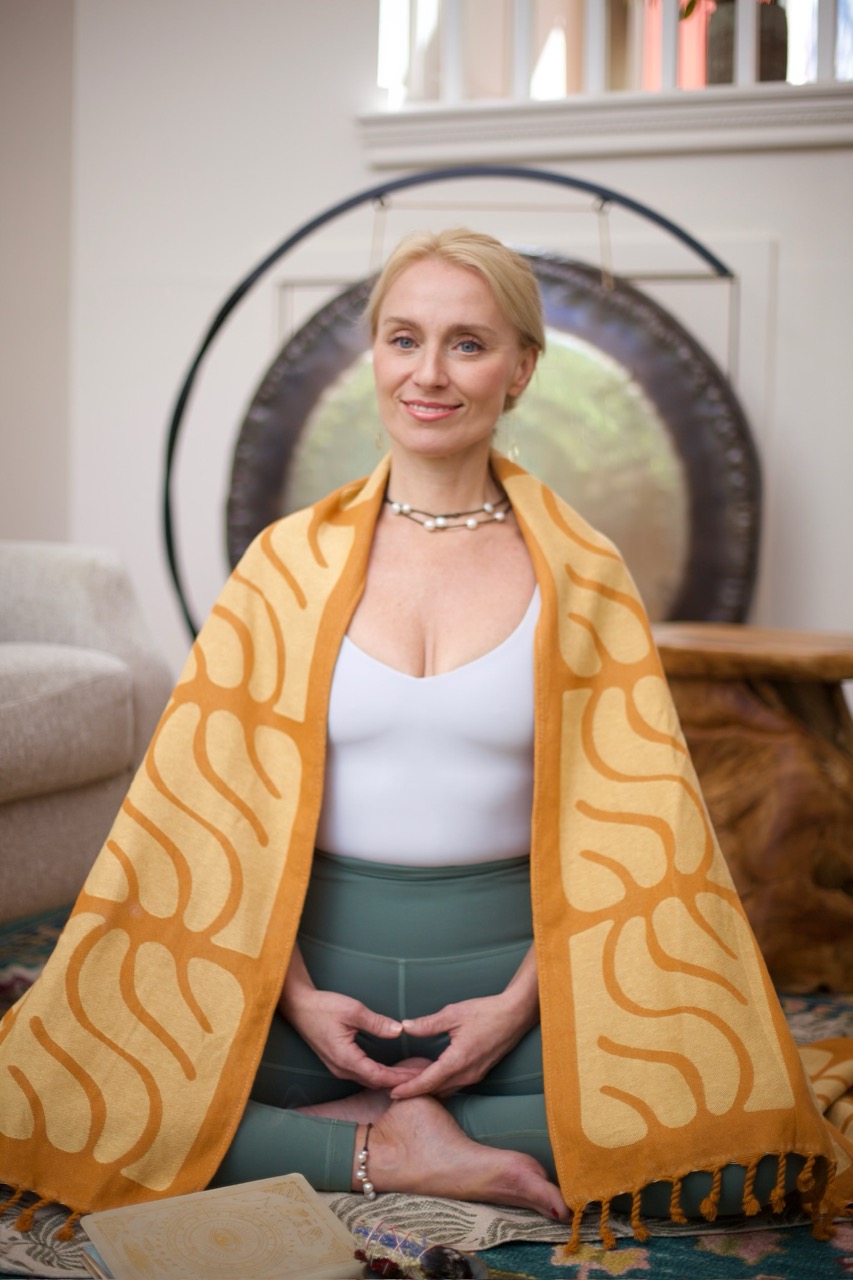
{"left": 206, "top": 230, "right": 826, "bottom": 1227}
{"left": 214, "top": 230, "right": 565, "bottom": 1219}
{"left": 0, "top": 230, "right": 847, "bottom": 1244}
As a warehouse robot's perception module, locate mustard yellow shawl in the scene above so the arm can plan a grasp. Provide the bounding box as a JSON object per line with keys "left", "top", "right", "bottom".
{"left": 1, "top": 455, "right": 851, "bottom": 1241}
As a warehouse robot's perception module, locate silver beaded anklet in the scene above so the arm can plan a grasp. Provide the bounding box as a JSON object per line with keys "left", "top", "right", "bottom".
{"left": 356, "top": 1122, "right": 377, "bottom": 1200}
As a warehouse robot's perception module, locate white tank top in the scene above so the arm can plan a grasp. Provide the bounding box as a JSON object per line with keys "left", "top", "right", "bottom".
{"left": 315, "top": 588, "right": 539, "bottom": 866}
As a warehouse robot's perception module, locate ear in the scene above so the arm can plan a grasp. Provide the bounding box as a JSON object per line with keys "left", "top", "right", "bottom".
{"left": 508, "top": 346, "right": 538, "bottom": 398}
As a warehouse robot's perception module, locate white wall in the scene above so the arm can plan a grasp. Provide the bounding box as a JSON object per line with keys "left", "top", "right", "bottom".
{"left": 3, "top": 0, "right": 852, "bottom": 675}
{"left": 68, "top": 0, "right": 383, "bottom": 673}
{"left": 0, "top": 0, "right": 73, "bottom": 541}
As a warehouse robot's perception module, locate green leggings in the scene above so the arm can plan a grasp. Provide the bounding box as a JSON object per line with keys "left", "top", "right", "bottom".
{"left": 212, "top": 852, "right": 798, "bottom": 1215}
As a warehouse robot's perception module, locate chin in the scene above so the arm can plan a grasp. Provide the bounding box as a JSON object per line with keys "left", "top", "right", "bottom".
{"left": 390, "top": 428, "right": 494, "bottom": 461}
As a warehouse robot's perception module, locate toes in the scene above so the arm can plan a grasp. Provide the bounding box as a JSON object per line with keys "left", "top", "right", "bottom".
{"left": 499, "top": 1153, "right": 565, "bottom": 1219}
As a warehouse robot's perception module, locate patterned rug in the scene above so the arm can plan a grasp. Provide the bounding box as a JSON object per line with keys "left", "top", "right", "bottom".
{"left": 0, "top": 906, "right": 74, "bottom": 1020}
{"left": 480, "top": 1219, "right": 853, "bottom": 1278}
{"left": 1, "top": 905, "right": 852, "bottom": 1278}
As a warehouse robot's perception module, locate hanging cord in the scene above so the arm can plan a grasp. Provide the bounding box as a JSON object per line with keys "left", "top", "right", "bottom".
{"left": 15, "top": 1196, "right": 49, "bottom": 1232}
{"left": 599, "top": 1198, "right": 616, "bottom": 1250}
{"left": 700, "top": 1166, "right": 723, "bottom": 1221}
{"left": 596, "top": 198, "right": 615, "bottom": 292}
{"left": 669, "top": 1176, "right": 688, "bottom": 1225}
{"left": 0, "top": 1187, "right": 24, "bottom": 1214}
{"left": 563, "top": 1202, "right": 584, "bottom": 1254}
{"left": 797, "top": 1153, "right": 817, "bottom": 1193}
{"left": 55, "top": 1210, "right": 83, "bottom": 1242}
{"left": 369, "top": 196, "right": 389, "bottom": 275}
{"left": 630, "top": 1187, "right": 650, "bottom": 1242}
{"left": 770, "top": 1152, "right": 788, "bottom": 1213}
{"left": 742, "top": 1159, "right": 762, "bottom": 1215}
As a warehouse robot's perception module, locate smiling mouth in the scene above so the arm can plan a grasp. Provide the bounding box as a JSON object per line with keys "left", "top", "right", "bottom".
{"left": 403, "top": 400, "right": 461, "bottom": 418}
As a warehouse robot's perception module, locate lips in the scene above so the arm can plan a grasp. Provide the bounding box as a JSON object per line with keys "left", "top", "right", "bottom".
{"left": 403, "top": 400, "right": 461, "bottom": 420}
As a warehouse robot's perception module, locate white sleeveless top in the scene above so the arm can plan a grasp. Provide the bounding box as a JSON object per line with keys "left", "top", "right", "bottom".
{"left": 315, "top": 588, "right": 539, "bottom": 866}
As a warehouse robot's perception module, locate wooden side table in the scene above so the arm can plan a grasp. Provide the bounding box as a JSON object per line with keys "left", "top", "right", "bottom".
{"left": 653, "top": 623, "right": 853, "bottom": 993}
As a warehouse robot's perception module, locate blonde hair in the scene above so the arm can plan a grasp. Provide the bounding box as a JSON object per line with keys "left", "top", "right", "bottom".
{"left": 367, "top": 228, "right": 545, "bottom": 411}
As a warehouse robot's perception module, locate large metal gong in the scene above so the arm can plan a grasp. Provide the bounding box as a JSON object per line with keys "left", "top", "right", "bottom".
{"left": 164, "top": 166, "right": 760, "bottom": 633}
{"left": 227, "top": 254, "right": 759, "bottom": 623}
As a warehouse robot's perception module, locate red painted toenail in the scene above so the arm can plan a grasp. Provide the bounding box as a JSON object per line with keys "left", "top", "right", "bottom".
{"left": 551, "top": 1208, "right": 559, "bottom": 1219}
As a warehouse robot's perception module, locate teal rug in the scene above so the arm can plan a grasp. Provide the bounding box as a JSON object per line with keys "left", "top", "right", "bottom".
{"left": 480, "top": 1218, "right": 852, "bottom": 1277}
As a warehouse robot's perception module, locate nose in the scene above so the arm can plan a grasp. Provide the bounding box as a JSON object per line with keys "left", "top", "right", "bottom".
{"left": 413, "top": 343, "right": 448, "bottom": 388}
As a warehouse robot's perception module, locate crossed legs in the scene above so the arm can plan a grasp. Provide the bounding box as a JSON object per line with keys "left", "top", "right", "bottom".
{"left": 297, "top": 1063, "right": 568, "bottom": 1220}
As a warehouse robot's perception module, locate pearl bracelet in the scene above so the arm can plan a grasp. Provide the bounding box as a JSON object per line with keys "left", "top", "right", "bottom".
{"left": 356, "top": 1122, "right": 376, "bottom": 1200}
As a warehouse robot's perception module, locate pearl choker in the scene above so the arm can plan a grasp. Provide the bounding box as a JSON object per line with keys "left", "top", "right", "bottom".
{"left": 384, "top": 495, "right": 511, "bottom": 531}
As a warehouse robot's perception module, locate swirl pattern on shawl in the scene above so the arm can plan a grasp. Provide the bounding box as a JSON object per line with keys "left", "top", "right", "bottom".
{"left": 0, "top": 489, "right": 366, "bottom": 1208}
{"left": 505, "top": 468, "right": 848, "bottom": 1214}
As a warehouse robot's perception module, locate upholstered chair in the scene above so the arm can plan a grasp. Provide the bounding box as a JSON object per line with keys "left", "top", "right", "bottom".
{"left": 0, "top": 543, "right": 173, "bottom": 924}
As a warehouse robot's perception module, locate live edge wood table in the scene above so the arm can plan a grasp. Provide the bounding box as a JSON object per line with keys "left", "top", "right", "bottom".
{"left": 653, "top": 624, "right": 853, "bottom": 993}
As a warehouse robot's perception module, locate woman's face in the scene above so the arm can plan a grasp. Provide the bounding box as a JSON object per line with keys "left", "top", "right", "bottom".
{"left": 372, "top": 257, "right": 537, "bottom": 465}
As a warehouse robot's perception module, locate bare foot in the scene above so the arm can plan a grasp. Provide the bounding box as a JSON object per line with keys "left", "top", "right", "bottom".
{"left": 357, "top": 1095, "right": 569, "bottom": 1222}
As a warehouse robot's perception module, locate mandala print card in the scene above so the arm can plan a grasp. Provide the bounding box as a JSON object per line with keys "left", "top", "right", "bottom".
{"left": 80, "top": 1173, "right": 360, "bottom": 1280}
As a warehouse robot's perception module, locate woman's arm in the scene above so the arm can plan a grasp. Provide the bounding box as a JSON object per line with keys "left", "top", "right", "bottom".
{"left": 278, "top": 945, "right": 422, "bottom": 1091}
{"left": 388, "top": 944, "right": 540, "bottom": 1099}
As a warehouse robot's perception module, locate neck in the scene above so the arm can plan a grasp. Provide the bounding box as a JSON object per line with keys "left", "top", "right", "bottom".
{"left": 386, "top": 447, "right": 502, "bottom": 514}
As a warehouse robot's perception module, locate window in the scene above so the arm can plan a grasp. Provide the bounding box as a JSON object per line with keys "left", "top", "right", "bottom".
{"left": 376, "top": 0, "right": 853, "bottom": 107}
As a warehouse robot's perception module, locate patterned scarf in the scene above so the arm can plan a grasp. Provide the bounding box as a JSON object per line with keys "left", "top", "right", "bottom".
{"left": 1, "top": 455, "right": 851, "bottom": 1244}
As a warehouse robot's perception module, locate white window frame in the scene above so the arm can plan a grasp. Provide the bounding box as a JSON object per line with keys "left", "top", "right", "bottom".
{"left": 358, "top": 79, "right": 853, "bottom": 166}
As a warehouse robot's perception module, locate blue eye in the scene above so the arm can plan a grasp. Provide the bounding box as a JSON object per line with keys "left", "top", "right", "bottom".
{"left": 457, "top": 339, "right": 483, "bottom": 354}
{"left": 392, "top": 335, "right": 415, "bottom": 349}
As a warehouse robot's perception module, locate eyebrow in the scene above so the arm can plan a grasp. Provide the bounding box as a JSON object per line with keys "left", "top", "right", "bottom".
{"left": 379, "top": 315, "right": 500, "bottom": 336}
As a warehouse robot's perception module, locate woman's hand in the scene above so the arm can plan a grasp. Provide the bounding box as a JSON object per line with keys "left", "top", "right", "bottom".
{"left": 389, "top": 946, "right": 540, "bottom": 1099}
{"left": 279, "top": 947, "right": 417, "bottom": 1091}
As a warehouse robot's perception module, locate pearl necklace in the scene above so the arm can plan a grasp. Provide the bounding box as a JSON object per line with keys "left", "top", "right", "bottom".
{"left": 384, "top": 495, "right": 511, "bottom": 531}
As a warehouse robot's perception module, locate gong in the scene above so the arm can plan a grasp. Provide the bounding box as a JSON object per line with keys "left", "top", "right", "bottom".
{"left": 226, "top": 253, "right": 759, "bottom": 623}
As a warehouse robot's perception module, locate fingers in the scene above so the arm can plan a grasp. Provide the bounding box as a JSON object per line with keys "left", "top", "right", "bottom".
{"left": 361, "top": 1012, "right": 404, "bottom": 1040}
{"left": 400, "top": 1012, "right": 450, "bottom": 1038}
{"left": 387, "top": 1074, "right": 434, "bottom": 1100}
{"left": 354, "top": 1058, "right": 423, "bottom": 1090}
{"left": 337, "top": 1042, "right": 428, "bottom": 1092}
{"left": 388, "top": 1052, "right": 463, "bottom": 1100}
{"left": 337, "top": 998, "right": 403, "bottom": 1041}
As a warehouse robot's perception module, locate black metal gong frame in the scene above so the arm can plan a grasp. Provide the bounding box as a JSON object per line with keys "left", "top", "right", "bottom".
{"left": 162, "top": 163, "right": 738, "bottom": 638}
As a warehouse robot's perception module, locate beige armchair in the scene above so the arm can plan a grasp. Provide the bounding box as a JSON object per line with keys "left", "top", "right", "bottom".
{"left": 0, "top": 542, "right": 173, "bottom": 924}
